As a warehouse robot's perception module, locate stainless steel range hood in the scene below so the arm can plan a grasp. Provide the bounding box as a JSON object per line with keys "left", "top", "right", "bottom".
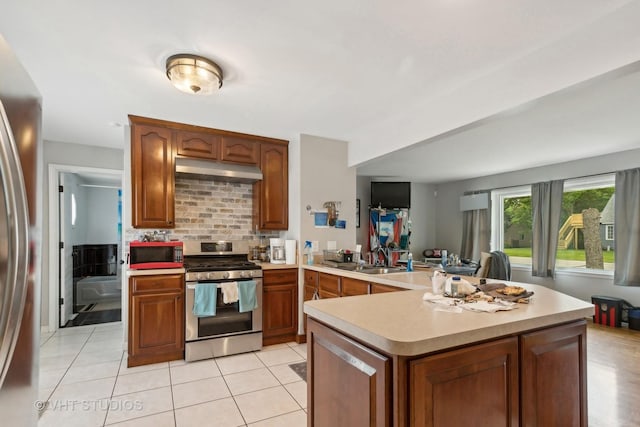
{"left": 175, "top": 157, "right": 263, "bottom": 182}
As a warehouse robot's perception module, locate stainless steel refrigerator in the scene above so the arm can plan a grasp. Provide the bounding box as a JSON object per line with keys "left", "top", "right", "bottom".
{"left": 0, "top": 35, "right": 42, "bottom": 426}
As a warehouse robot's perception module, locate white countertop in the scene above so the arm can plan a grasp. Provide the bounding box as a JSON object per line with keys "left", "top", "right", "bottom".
{"left": 303, "top": 265, "right": 594, "bottom": 356}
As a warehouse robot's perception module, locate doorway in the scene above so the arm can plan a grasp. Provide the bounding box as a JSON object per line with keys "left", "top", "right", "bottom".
{"left": 48, "top": 165, "right": 123, "bottom": 329}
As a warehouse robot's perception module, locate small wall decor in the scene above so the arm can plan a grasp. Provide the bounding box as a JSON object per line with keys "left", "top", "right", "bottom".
{"left": 356, "top": 199, "right": 360, "bottom": 228}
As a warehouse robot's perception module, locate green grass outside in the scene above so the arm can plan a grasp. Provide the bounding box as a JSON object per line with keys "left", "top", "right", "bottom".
{"left": 503, "top": 247, "right": 615, "bottom": 263}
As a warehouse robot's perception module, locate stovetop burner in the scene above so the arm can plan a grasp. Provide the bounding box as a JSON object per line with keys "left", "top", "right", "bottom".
{"left": 183, "top": 256, "right": 261, "bottom": 272}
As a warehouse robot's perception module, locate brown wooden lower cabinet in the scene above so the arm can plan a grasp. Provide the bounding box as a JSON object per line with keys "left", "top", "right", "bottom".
{"left": 371, "top": 283, "right": 403, "bottom": 293}
{"left": 318, "top": 272, "right": 340, "bottom": 296}
{"left": 307, "top": 317, "right": 391, "bottom": 427}
{"left": 520, "top": 321, "right": 588, "bottom": 427}
{"left": 307, "top": 318, "right": 587, "bottom": 427}
{"left": 128, "top": 273, "right": 184, "bottom": 367}
{"left": 341, "top": 277, "right": 370, "bottom": 296}
{"left": 410, "top": 337, "right": 519, "bottom": 427}
{"left": 262, "top": 269, "right": 298, "bottom": 346}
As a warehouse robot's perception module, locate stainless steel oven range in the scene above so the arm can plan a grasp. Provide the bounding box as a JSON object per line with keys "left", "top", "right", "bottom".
{"left": 183, "top": 240, "right": 262, "bottom": 362}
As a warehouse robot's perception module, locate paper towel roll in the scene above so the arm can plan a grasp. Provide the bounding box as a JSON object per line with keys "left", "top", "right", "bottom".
{"left": 285, "top": 240, "right": 297, "bottom": 264}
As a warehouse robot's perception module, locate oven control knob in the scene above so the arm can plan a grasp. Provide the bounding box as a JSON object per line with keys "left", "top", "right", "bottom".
{"left": 208, "top": 272, "right": 216, "bottom": 280}
{"left": 240, "top": 271, "right": 247, "bottom": 278}
{"left": 223, "top": 272, "right": 230, "bottom": 279}
{"left": 198, "top": 272, "right": 206, "bottom": 281}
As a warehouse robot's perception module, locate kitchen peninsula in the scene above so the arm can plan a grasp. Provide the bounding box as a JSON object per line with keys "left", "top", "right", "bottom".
{"left": 303, "top": 266, "right": 594, "bottom": 426}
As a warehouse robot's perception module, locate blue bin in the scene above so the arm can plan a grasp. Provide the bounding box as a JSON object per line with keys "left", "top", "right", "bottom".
{"left": 628, "top": 308, "right": 640, "bottom": 331}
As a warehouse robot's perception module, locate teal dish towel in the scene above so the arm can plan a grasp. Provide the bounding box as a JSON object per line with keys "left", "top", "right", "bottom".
{"left": 193, "top": 283, "right": 217, "bottom": 317}
{"left": 238, "top": 280, "right": 258, "bottom": 313}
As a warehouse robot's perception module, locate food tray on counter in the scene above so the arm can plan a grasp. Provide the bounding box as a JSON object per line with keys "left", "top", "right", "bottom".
{"left": 323, "top": 250, "right": 353, "bottom": 263}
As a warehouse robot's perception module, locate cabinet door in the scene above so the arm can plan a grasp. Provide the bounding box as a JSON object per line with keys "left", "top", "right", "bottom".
{"left": 410, "top": 337, "right": 519, "bottom": 427}
{"left": 253, "top": 142, "right": 288, "bottom": 230}
{"left": 128, "top": 294, "right": 184, "bottom": 367}
{"left": 263, "top": 283, "right": 298, "bottom": 345}
{"left": 371, "top": 283, "right": 402, "bottom": 294}
{"left": 176, "top": 130, "right": 220, "bottom": 160}
{"left": 220, "top": 135, "right": 258, "bottom": 165}
{"left": 318, "top": 272, "right": 340, "bottom": 297}
{"left": 263, "top": 269, "right": 298, "bottom": 345}
{"left": 131, "top": 124, "right": 175, "bottom": 228}
{"left": 308, "top": 318, "right": 390, "bottom": 427}
{"left": 520, "top": 320, "right": 587, "bottom": 427}
{"left": 304, "top": 270, "right": 319, "bottom": 289}
{"left": 341, "top": 277, "right": 370, "bottom": 296}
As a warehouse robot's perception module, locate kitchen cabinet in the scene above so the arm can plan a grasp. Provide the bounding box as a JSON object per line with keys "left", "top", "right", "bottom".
{"left": 410, "top": 337, "right": 519, "bottom": 426}
{"left": 176, "top": 130, "right": 220, "bottom": 160}
{"left": 220, "top": 135, "right": 258, "bottom": 165}
{"left": 130, "top": 123, "right": 175, "bottom": 228}
{"left": 340, "top": 277, "right": 370, "bottom": 296}
{"left": 520, "top": 321, "right": 587, "bottom": 427}
{"left": 370, "top": 283, "right": 403, "bottom": 293}
{"left": 307, "top": 317, "right": 391, "bottom": 427}
{"left": 318, "top": 272, "right": 340, "bottom": 299}
{"left": 128, "top": 273, "right": 184, "bottom": 367}
{"left": 302, "top": 270, "right": 319, "bottom": 341}
{"left": 263, "top": 269, "right": 298, "bottom": 346}
{"left": 305, "top": 315, "right": 587, "bottom": 427}
{"left": 253, "top": 142, "right": 288, "bottom": 230}
{"left": 129, "top": 115, "right": 289, "bottom": 231}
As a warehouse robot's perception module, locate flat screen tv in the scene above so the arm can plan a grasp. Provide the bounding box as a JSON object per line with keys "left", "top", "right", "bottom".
{"left": 370, "top": 182, "right": 411, "bottom": 209}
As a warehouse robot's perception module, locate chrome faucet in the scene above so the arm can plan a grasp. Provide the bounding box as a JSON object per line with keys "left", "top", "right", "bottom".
{"left": 374, "top": 246, "right": 392, "bottom": 267}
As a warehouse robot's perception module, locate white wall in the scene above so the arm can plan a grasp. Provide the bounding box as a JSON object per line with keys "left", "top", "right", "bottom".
{"left": 85, "top": 186, "right": 119, "bottom": 244}
{"left": 298, "top": 134, "right": 356, "bottom": 335}
{"left": 300, "top": 134, "right": 357, "bottom": 253}
{"left": 409, "top": 182, "right": 437, "bottom": 260}
{"left": 355, "top": 176, "right": 371, "bottom": 249}
{"left": 433, "top": 147, "right": 640, "bottom": 306}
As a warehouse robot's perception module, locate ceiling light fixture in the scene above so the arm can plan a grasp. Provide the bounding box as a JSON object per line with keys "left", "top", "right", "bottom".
{"left": 166, "top": 53, "right": 223, "bottom": 95}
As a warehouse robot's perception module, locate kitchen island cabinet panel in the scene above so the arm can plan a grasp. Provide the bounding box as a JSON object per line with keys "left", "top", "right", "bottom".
{"left": 253, "top": 142, "right": 288, "bottom": 230}
{"left": 176, "top": 131, "right": 220, "bottom": 160}
{"left": 307, "top": 318, "right": 391, "bottom": 427}
{"left": 130, "top": 124, "right": 175, "bottom": 228}
{"left": 263, "top": 269, "right": 298, "bottom": 346}
{"left": 520, "top": 321, "right": 587, "bottom": 427}
{"left": 128, "top": 273, "right": 184, "bottom": 367}
{"left": 409, "top": 337, "right": 519, "bottom": 427}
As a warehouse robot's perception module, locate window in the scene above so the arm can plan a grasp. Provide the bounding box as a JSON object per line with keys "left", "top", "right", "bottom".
{"left": 606, "top": 225, "right": 614, "bottom": 241}
{"left": 492, "top": 174, "right": 615, "bottom": 272}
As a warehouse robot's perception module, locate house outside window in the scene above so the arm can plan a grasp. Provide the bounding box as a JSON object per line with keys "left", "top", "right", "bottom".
{"left": 492, "top": 174, "right": 615, "bottom": 272}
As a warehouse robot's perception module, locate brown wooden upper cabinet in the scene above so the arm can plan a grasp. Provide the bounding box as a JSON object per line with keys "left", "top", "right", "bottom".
{"left": 130, "top": 123, "right": 175, "bottom": 228}
{"left": 129, "top": 115, "right": 289, "bottom": 231}
{"left": 253, "top": 142, "right": 288, "bottom": 230}
{"left": 176, "top": 131, "right": 220, "bottom": 160}
{"left": 220, "top": 135, "right": 259, "bottom": 165}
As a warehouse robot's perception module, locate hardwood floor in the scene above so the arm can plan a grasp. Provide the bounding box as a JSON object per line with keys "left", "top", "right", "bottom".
{"left": 587, "top": 320, "right": 640, "bottom": 427}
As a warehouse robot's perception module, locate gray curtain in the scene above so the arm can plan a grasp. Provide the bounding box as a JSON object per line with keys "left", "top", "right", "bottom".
{"left": 614, "top": 169, "right": 640, "bottom": 286}
{"left": 531, "top": 180, "right": 564, "bottom": 277}
{"left": 460, "top": 191, "right": 490, "bottom": 261}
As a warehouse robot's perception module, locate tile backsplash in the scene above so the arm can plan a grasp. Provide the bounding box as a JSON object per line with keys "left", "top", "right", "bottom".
{"left": 126, "top": 176, "right": 277, "bottom": 243}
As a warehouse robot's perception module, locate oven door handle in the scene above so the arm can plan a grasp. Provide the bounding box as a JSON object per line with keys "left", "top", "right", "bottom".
{"left": 186, "top": 284, "right": 196, "bottom": 290}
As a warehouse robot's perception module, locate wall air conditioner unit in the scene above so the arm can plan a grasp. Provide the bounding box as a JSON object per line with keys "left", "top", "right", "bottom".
{"left": 459, "top": 193, "right": 489, "bottom": 211}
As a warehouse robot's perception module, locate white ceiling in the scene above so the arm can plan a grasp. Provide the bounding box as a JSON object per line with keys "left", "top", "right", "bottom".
{"left": 2, "top": 1, "right": 640, "bottom": 183}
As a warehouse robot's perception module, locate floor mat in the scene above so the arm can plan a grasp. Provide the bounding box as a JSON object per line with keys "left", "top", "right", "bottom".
{"left": 65, "top": 308, "right": 121, "bottom": 327}
{"left": 289, "top": 361, "right": 307, "bottom": 382}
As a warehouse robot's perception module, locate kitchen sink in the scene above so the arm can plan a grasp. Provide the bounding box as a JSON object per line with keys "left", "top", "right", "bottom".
{"left": 359, "top": 267, "right": 406, "bottom": 274}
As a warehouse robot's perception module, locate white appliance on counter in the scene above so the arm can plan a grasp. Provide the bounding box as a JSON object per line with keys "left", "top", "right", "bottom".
{"left": 269, "top": 238, "right": 286, "bottom": 264}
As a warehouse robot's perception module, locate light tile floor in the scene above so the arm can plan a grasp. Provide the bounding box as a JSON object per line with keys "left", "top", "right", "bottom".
{"left": 38, "top": 322, "right": 307, "bottom": 426}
